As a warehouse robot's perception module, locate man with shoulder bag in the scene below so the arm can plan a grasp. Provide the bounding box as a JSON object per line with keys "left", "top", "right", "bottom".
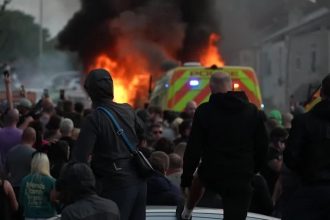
{"left": 72, "top": 69, "right": 149, "bottom": 220}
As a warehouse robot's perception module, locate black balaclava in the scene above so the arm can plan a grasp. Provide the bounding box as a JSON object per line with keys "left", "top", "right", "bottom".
{"left": 84, "top": 69, "right": 114, "bottom": 103}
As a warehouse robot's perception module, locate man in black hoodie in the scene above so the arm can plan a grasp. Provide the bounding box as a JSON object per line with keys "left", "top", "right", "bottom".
{"left": 283, "top": 75, "right": 330, "bottom": 220}
{"left": 179, "top": 72, "right": 268, "bottom": 220}
{"left": 58, "top": 163, "right": 120, "bottom": 220}
{"left": 72, "top": 69, "right": 146, "bottom": 220}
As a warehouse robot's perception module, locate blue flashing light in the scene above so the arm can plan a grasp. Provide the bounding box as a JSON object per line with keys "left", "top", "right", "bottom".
{"left": 165, "top": 83, "right": 169, "bottom": 88}
{"left": 189, "top": 79, "right": 200, "bottom": 87}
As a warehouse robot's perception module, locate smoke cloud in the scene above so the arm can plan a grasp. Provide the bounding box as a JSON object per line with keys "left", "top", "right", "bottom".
{"left": 57, "top": 0, "right": 221, "bottom": 72}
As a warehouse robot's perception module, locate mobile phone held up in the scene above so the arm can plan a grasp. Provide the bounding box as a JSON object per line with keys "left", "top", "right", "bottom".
{"left": 3, "top": 64, "right": 10, "bottom": 77}
{"left": 3, "top": 70, "right": 10, "bottom": 77}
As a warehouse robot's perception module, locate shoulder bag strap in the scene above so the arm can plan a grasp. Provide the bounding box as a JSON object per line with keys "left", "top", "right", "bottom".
{"left": 96, "top": 107, "right": 136, "bottom": 152}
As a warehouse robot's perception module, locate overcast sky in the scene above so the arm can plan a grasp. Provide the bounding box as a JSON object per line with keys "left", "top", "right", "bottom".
{"left": 8, "top": 0, "right": 80, "bottom": 37}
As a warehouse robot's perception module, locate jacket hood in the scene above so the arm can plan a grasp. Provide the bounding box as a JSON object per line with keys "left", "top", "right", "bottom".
{"left": 209, "top": 91, "right": 250, "bottom": 113}
{"left": 84, "top": 69, "right": 114, "bottom": 103}
{"left": 311, "top": 99, "right": 330, "bottom": 121}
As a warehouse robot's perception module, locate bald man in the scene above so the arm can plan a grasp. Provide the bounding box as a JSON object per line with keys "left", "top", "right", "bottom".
{"left": 0, "top": 109, "right": 22, "bottom": 166}
{"left": 209, "top": 72, "right": 232, "bottom": 93}
{"left": 6, "top": 127, "right": 36, "bottom": 190}
{"left": 179, "top": 72, "right": 268, "bottom": 220}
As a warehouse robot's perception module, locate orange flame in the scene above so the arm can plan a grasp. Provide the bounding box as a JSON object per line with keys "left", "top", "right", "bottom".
{"left": 200, "top": 33, "right": 225, "bottom": 67}
{"left": 88, "top": 33, "right": 224, "bottom": 106}
{"left": 88, "top": 54, "right": 150, "bottom": 105}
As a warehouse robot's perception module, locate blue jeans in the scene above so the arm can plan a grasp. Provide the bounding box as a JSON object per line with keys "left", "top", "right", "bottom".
{"left": 282, "top": 185, "right": 330, "bottom": 220}
{"left": 98, "top": 181, "right": 147, "bottom": 220}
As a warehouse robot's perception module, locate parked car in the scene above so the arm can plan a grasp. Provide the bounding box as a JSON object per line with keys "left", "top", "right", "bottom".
{"left": 47, "top": 207, "right": 280, "bottom": 220}
{"left": 146, "top": 207, "right": 280, "bottom": 220}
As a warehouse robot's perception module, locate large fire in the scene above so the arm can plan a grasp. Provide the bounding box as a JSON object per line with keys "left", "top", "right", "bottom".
{"left": 88, "top": 33, "right": 224, "bottom": 106}
{"left": 88, "top": 54, "right": 150, "bottom": 105}
{"left": 200, "top": 33, "right": 225, "bottom": 67}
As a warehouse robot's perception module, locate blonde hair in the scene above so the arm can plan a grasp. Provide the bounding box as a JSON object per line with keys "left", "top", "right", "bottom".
{"left": 31, "top": 153, "right": 51, "bottom": 176}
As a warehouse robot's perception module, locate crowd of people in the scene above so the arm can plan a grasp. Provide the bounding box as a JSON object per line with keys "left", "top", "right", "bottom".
{"left": 0, "top": 68, "right": 329, "bottom": 220}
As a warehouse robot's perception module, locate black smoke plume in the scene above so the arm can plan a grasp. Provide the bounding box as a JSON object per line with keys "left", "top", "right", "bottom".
{"left": 58, "top": 0, "right": 220, "bottom": 72}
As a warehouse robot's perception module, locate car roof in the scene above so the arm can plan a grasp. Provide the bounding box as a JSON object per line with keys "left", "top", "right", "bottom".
{"left": 146, "top": 207, "right": 280, "bottom": 220}
{"left": 46, "top": 207, "right": 280, "bottom": 220}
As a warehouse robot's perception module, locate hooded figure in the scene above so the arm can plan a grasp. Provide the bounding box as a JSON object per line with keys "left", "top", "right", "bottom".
{"left": 284, "top": 75, "right": 330, "bottom": 183}
{"left": 73, "top": 69, "right": 146, "bottom": 220}
{"left": 283, "top": 75, "right": 330, "bottom": 220}
{"left": 84, "top": 69, "right": 114, "bottom": 104}
{"left": 180, "top": 72, "right": 268, "bottom": 220}
{"left": 57, "top": 163, "right": 120, "bottom": 220}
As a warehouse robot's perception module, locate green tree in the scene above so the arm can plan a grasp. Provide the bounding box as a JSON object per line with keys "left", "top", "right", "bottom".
{"left": 0, "top": 10, "right": 51, "bottom": 61}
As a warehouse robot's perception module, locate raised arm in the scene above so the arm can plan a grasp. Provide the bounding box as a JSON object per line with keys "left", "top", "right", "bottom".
{"left": 4, "top": 180, "right": 19, "bottom": 211}
{"left": 4, "top": 73, "right": 13, "bottom": 110}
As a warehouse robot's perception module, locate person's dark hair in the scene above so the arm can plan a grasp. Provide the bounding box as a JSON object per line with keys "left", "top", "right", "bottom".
{"left": 43, "top": 106, "right": 55, "bottom": 115}
{"left": 56, "top": 162, "right": 96, "bottom": 205}
{"left": 46, "top": 115, "right": 61, "bottom": 130}
{"left": 321, "top": 75, "right": 330, "bottom": 98}
{"left": 149, "top": 157, "right": 166, "bottom": 174}
{"left": 136, "top": 109, "right": 150, "bottom": 123}
{"left": 270, "top": 127, "right": 288, "bottom": 140}
{"left": 63, "top": 100, "right": 73, "bottom": 113}
{"left": 149, "top": 151, "right": 169, "bottom": 174}
{"left": 148, "top": 106, "right": 163, "bottom": 116}
{"left": 153, "top": 137, "right": 174, "bottom": 154}
{"left": 29, "top": 120, "right": 44, "bottom": 148}
{"left": 179, "top": 119, "right": 193, "bottom": 137}
{"left": 74, "top": 102, "right": 84, "bottom": 114}
{"left": 163, "top": 111, "right": 179, "bottom": 124}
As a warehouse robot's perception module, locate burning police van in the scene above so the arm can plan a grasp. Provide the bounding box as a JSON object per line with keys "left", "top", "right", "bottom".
{"left": 150, "top": 63, "right": 263, "bottom": 112}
